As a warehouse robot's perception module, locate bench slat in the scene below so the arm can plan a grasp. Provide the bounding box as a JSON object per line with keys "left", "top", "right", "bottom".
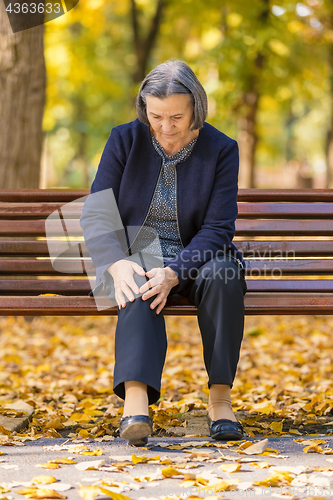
{"left": 0, "top": 190, "right": 88, "bottom": 202}
{"left": 0, "top": 259, "right": 94, "bottom": 274}
{"left": 1, "top": 279, "right": 333, "bottom": 294}
{"left": 0, "top": 295, "right": 195, "bottom": 315}
{"left": 1, "top": 188, "right": 333, "bottom": 202}
{"left": 235, "top": 240, "right": 333, "bottom": 257}
{"left": 238, "top": 202, "right": 333, "bottom": 218}
{"left": 245, "top": 259, "right": 333, "bottom": 274}
{"left": 0, "top": 202, "right": 83, "bottom": 218}
{"left": 1, "top": 240, "right": 333, "bottom": 257}
{"left": 237, "top": 189, "right": 333, "bottom": 202}
{"left": 1, "top": 258, "right": 333, "bottom": 275}
{"left": 1, "top": 201, "right": 333, "bottom": 219}
{"left": 2, "top": 219, "right": 333, "bottom": 236}
{"left": 1, "top": 293, "right": 333, "bottom": 315}
{"left": 0, "top": 279, "right": 92, "bottom": 294}
{"left": 236, "top": 220, "right": 333, "bottom": 235}
{"left": 244, "top": 293, "right": 333, "bottom": 315}
{"left": 0, "top": 241, "right": 50, "bottom": 255}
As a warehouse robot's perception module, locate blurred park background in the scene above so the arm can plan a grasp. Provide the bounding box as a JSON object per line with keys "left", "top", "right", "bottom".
{"left": 1, "top": 0, "right": 333, "bottom": 190}
{"left": 1, "top": 1, "right": 333, "bottom": 441}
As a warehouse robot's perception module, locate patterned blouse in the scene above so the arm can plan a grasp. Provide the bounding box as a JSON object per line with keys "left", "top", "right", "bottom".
{"left": 129, "top": 132, "right": 198, "bottom": 264}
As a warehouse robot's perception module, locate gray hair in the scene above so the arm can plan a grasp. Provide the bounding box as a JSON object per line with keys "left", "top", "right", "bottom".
{"left": 135, "top": 59, "right": 208, "bottom": 131}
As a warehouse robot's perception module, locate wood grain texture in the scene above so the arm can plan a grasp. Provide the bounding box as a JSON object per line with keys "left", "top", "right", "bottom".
{"left": 1, "top": 293, "right": 333, "bottom": 315}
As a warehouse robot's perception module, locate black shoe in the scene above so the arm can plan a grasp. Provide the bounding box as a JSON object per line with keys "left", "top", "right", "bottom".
{"left": 119, "top": 415, "right": 153, "bottom": 447}
{"left": 207, "top": 415, "right": 245, "bottom": 441}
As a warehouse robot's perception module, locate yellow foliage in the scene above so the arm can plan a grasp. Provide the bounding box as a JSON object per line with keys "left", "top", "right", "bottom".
{"left": 287, "top": 20, "right": 304, "bottom": 33}
{"left": 201, "top": 29, "right": 222, "bottom": 50}
{"left": 268, "top": 39, "right": 290, "bottom": 56}
{"left": 227, "top": 13, "right": 242, "bottom": 27}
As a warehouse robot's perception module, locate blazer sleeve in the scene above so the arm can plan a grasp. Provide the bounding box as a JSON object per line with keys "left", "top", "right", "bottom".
{"left": 79, "top": 127, "right": 128, "bottom": 286}
{"left": 164, "top": 139, "right": 239, "bottom": 293}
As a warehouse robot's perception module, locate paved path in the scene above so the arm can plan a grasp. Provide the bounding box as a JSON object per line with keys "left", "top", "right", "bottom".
{"left": 1, "top": 436, "right": 333, "bottom": 499}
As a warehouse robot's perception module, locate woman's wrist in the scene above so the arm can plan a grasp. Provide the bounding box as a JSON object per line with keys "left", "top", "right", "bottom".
{"left": 164, "top": 266, "right": 179, "bottom": 287}
{"left": 107, "top": 259, "right": 123, "bottom": 277}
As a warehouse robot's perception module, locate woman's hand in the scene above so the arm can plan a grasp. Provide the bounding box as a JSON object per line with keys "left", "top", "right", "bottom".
{"left": 139, "top": 266, "right": 179, "bottom": 315}
{"left": 107, "top": 259, "right": 146, "bottom": 310}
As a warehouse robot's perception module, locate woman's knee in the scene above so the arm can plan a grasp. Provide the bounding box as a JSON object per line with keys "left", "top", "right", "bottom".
{"left": 197, "top": 258, "right": 241, "bottom": 288}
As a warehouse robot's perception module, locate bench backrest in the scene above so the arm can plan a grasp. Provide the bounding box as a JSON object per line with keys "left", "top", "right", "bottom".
{"left": 1, "top": 189, "right": 333, "bottom": 315}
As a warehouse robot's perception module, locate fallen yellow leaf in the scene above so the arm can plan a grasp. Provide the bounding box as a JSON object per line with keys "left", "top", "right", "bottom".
{"left": 99, "top": 488, "right": 133, "bottom": 500}
{"left": 253, "top": 471, "right": 293, "bottom": 487}
{"left": 78, "top": 485, "right": 101, "bottom": 500}
{"left": 49, "top": 459, "right": 76, "bottom": 465}
{"left": 31, "top": 477, "right": 57, "bottom": 485}
{"left": 250, "top": 462, "right": 271, "bottom": 469}
{"left": 44, "top": 419, "right": 65, "bottom": 430}
{"left": 270, "top": 420, "right": 284, "bottom": 433}
{"left": 16, "top": 488, "right": 66, "bottom": 499}
{"left": 38, "top": 294, "right": 63, "bottom": 297}
{"left": 238, "top": 438, "right": 269, "bottom": 455}
{"left": 37, "top": 464, "right": 60, "bottom": 469}
{"left": 218, "top": 463, "right": 241, "bottom": 473}
{"left": 80, "top": 448, "right": 103, "bottom": 456}
{"left": 69, "top": 414, "right": 92, "bottom": 423}
{"left": 161, "top": 466, "right": 184, "bottom": 477}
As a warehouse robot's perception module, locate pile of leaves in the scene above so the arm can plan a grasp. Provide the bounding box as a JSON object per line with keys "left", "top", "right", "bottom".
{"left": 0, "top": 313, "right": 333, "bottom": 440}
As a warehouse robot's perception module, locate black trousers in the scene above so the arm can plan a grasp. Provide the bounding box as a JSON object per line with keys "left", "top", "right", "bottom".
{"left": 113, "top": 256, "right": 247, "bottom": 406}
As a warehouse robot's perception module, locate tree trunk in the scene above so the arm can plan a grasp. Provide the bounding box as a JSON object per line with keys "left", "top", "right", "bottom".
{"left": 326, "top": 39, "right": 333, "bottom": 188}
{"left": 0, "top": 1, "right": 46, "bottom": 188}
{"left": 326, "top": 1, "right": 333, "bottom": 188}
{"left": 233, "top": 1, "right": 269, "bottom": 188}
{"left": 285, "top": 100, "right": 297, "bottom": 163}
{"left": 237, "top": 88, "right": 259, "bottom": 188}
{"left": 326, "top": 117, "right": 333, "bottom": 188}
{"left": 70, "top": 97, "right": 89, "bottom": 188}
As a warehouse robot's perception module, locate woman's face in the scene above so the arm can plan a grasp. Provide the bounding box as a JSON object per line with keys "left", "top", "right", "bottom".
{"left": 145, "top": 94, "right": 196, "bottom": 146}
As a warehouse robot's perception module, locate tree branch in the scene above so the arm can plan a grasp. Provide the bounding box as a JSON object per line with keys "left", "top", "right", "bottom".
{"left": 143, "top": 0, "right": 164, "bottom": 64}
{"left": 132, "top": 0, "right": 165, "bottom": 83}
{"left": 131, "top": 0, "right": 140, "bottom": 49}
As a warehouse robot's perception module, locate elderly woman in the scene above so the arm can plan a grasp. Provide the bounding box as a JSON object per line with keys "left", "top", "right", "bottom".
{"left": 80, "top": 59, "right": 247, "bottom": 446}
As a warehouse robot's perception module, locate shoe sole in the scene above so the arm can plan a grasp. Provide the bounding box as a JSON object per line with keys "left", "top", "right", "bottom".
{"left": 120, "top": 421, "right": 152, "bottom": 442}
{"left": 211, "top": 431, "right": 243, "bottom": 441}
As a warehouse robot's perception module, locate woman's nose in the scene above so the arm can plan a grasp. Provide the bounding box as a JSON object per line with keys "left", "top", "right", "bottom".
{"left": 161, "top": 120, "right": 174, "bottom": 132}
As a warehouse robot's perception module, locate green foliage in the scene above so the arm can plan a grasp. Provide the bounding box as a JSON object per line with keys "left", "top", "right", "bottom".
{"left": 43, "top": 0, "right": 333, "bottom": 187}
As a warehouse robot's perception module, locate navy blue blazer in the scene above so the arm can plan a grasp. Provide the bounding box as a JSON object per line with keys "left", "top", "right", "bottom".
{"left": 80, "top": 118, "right": 246, "bottom": 294}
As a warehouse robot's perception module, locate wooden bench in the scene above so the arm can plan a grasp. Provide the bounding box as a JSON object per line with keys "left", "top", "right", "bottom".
{"left": 1, "top": 188, "right": 333, "bottom": 316}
